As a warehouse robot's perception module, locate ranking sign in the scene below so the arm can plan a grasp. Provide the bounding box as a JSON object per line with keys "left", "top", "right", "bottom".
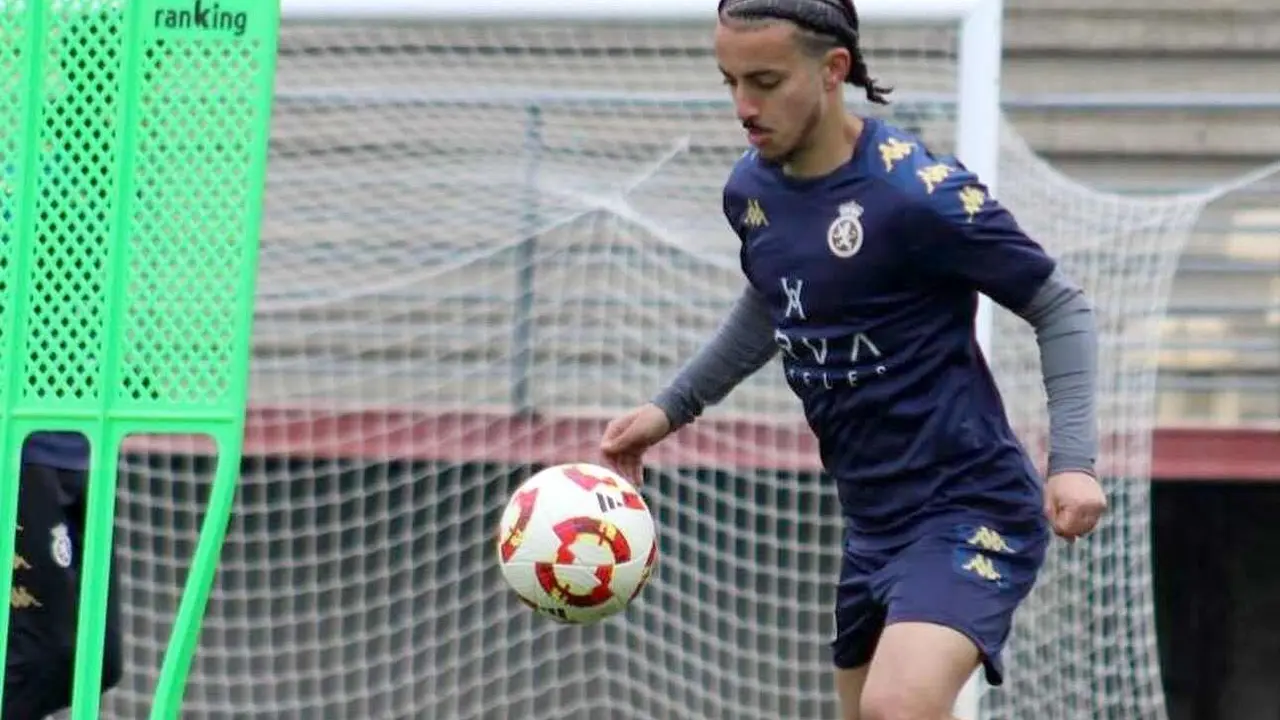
{"left": 0, "top": 1, "right": 279, "bottom": 717}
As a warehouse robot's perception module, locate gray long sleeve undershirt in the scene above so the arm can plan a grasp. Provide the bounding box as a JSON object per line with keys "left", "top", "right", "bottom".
{"left": 652, "top": 286, "right": 778, "bottom": 427}
{"left": 1017, "top": 268, "right": 1099, "bottom": 476}
{"left": 651, "top": 268, "right": 1099, "bottom": 478}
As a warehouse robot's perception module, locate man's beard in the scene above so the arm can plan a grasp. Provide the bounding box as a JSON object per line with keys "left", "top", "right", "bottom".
{"left": 769, "top": 100, "right": 826, "bottom": 167}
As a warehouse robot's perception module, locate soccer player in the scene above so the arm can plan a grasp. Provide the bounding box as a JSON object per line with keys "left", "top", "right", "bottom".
{"left": 599, "top": 1, "right": 1108, "bottom": 718}
{"left": 6, "top": 435, "right": 124, "bottom": 719}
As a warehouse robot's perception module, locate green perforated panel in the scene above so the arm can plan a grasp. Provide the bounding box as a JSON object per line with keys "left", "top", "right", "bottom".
{"left": 0, "top": 1, "right": 35, "bottom": 415}
{"left": 25, "top": 7, "right": 120, "bottom": 407}
{"left": 14, "top": 4, "right": 272, "bottom": 411}
{"left": 0, "top": 1, "right": 280, "bottom": 718}
{"left": 122, "top": 27, "right": 270, "bottom": 410}
{"left": 0, "top": 5, "right": 24, "bottom": 408}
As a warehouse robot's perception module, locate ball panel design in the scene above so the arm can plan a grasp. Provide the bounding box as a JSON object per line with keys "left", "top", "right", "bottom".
{"left": 496, "top": 463, "right": 658, "bottom": 624}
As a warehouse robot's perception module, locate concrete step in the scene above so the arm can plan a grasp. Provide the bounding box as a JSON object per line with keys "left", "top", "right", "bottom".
{"left": 1006, "top": 105, "right": 1280, "bottom": 159}
{"left": 1044, "top": 155, "right": 1276, "bottom": 191}
{"left": 1011, "top": 0, "right": 1280, "bottom": 10}
{"left": 1004, "top": 7, "right": 1280, "bottom": 55}
{"left": 1002, "top": 57, "right": 1280, "bottom": 96}
{"left": 270, "top": 17, "right": 1280, "bottom": 167}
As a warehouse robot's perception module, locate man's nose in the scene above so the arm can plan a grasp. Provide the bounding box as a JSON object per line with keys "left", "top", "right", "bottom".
{"left": 734, "top": 90, "right": 759, "bottom": 124}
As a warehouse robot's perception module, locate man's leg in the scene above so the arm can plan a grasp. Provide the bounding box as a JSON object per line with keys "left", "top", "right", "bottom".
{"left": 835, "top": 665, "right": 871, "bottom": 720}
{"left": 858, "top": 518, "right": 1048, "bottom": 720}
{"left": 5, "top": 464, "right": 80, "bottom": 720}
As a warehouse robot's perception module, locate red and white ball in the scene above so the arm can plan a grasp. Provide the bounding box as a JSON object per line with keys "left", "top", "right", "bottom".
{"left": 497, "top": 463, "right": 658, "bottom": 624}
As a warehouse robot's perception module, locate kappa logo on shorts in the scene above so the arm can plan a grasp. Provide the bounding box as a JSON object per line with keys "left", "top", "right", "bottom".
{"left": 953, "top": 550, "right": 1009, "bottom": 589}
{"left": 963, "top": 525, "right": 1015, "bottom": 554}
{"left": 952, "top": 524, "right": 1014, "bottom": 589}
{"left": 50, "top": 523, "right": 73, "bottom": 569}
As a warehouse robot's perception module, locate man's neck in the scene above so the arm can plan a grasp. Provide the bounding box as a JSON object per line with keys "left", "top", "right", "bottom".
{"left": 784, "top": 113, "right": 864, "bottom": 179}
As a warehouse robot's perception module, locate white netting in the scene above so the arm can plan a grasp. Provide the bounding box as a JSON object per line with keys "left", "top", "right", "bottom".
{"left": 101, "top": 14, "right": 1217, "bottom": 720}
{"left": 979, "top": 127, "right": 1199, "bottom": 720}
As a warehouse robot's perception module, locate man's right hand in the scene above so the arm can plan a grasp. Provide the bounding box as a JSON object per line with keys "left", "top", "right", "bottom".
{"left": 599, "top": 403, "right": 673, "bottom": 486}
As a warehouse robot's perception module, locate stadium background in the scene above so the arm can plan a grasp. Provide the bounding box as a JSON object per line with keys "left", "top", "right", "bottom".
{"left": 63, "top": 1, "right": 1280, "bottom": 719}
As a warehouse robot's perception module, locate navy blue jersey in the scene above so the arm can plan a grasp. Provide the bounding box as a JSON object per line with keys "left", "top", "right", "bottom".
{"left": 723, "top": 118, "right": 1055, "bottom": 541}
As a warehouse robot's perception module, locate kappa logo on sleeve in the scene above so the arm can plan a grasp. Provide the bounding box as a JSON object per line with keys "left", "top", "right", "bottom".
{"left": 741, "top": 198, "right": 768, "bottom": 229}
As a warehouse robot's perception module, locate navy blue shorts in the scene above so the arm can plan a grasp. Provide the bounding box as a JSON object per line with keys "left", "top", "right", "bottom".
{"left": 830, "top": 514, "right": 1049, "bottom": 685}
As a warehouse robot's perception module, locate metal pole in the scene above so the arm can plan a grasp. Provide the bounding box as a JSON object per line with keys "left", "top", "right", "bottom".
{"left": 511, "top": 104, "right": 543, "bottom": 415}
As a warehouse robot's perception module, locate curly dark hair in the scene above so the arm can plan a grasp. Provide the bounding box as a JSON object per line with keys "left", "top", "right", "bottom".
{"left": 718, "top": 0, "right": 892, "bottom": 105}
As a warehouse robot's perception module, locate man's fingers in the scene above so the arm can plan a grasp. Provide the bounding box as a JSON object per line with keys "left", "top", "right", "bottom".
{"left": 1053, "top": 506, "right": 1080, "bottom": 538}
{"left": 1054, "top": 503, "right": 1103, "bottom": 539}
{"left": 1075, "top": 505, "right": 1104, "bottom": 534}
{"left": 600, "top": 417, "right": 635, "bottom": 453}
{"left": 600, "top": 452, "right": 622, "bottom": 475}
{"left": 616, "top": 454, "right": 642, "bottom": 486}
{"left": 599, "top": 444, "right": 638, "bottom": 482}
{"left": 601, "top": 417, "right": 630, "bottom": 442}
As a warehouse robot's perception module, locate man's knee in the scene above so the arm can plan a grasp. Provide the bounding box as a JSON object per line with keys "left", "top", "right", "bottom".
{"left": 859, "top": 683, "right": 943, "bottom": 720}
{"left": 858, "top": 622, "right": 980, "bottom": 720}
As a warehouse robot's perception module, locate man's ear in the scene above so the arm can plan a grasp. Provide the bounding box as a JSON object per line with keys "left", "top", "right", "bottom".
{"left": 824, "top": 48, "right": 851, "bottom": 91}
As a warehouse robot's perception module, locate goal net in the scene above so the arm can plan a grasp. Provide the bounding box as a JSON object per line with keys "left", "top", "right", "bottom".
{"left": 103, "top": 4, "right": 1216, "bottom": 719}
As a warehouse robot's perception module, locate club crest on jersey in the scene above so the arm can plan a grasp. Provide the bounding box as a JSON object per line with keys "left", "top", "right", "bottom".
{"left": 827, "top": 200, "right": 864, "bottom": 258}
{"left": 50, "top": 524, "right": 72, "bottom": 569}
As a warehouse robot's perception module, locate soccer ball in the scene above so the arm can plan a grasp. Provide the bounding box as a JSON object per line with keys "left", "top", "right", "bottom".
{"left": 496, "top": 462, "right": 658, "bottom": 624}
